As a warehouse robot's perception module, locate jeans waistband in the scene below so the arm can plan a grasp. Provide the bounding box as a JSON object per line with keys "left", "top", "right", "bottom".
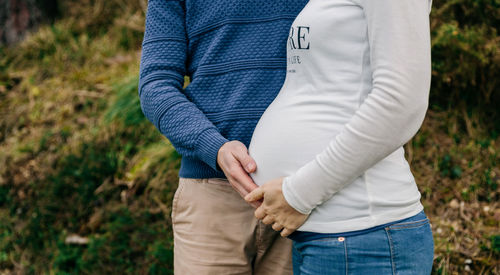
{"left": 287, "top": 210, "right": 427, "bottom": 242}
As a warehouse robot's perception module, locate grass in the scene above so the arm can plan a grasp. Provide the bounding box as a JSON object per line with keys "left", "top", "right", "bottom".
{"left": 0, "top": 12, "right": 179, "bottom": 274}
{"left": 407, "top": 111, "right": 499, "bottom": 274}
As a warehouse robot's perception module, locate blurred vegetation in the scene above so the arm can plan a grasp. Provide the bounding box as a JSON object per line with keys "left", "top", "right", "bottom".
{"left": 430, "top": 0, "right": 500, "bottom": 133}
{"left": 0, "top": 0, "right": 498, "bottom": 274}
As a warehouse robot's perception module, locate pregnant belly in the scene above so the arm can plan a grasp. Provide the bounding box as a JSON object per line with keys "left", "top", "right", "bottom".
{"left": 248, "top": 96, "right": 354, "bottom": 186}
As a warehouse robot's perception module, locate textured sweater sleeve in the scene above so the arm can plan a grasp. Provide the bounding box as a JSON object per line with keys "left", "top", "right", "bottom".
{"left": 282, "top": 0, "right": 432, "bottom": 214}
{"left": 138, "top": 0, "right": 229, "bottom": 171}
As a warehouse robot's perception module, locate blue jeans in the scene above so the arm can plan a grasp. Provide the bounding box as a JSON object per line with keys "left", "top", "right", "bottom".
{"left": 291, "top": 211, "right": 434, "bottom": 274}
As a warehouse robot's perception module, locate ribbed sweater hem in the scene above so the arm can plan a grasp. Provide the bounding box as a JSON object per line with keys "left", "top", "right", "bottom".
{"left": 178, "top": 156, "right": 227, "bottom": 179}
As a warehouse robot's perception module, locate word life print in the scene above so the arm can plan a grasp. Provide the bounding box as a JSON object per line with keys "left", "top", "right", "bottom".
{"left": 288, "top": 25, "right": 310, "bottom": 50}
{"left": 287, "top": 25, "right": 310, "bottom": 71}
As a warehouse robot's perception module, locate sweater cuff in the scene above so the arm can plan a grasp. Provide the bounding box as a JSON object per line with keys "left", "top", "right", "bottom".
{"left": 195, "top": 128, "right": 230, "bottom": 172}
{"left": 282, "top": 176, "right": 313, "bottom": 215}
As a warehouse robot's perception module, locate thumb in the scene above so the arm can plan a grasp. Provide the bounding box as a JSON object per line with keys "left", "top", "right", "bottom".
{"left": 232, "top": 146, "right": 257, "bottom": 173}
{"left": 245, "top": 187, "right": 264, "bottom": 202}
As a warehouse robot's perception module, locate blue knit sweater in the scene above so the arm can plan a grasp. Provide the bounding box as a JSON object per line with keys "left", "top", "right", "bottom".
{"left": 138, "top": 0, "right": 308, "bottom": 179}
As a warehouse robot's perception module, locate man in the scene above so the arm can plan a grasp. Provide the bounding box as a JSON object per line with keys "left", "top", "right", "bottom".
{"left": 138, "top": 0, "right": 308, "bottom": 273}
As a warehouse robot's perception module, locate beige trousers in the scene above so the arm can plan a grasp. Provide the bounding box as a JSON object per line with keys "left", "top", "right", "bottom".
{"left": 171, "top": 177, "right": 293, "bottom": 275}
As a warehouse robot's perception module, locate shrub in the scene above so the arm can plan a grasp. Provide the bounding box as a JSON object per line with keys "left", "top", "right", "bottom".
{"left": 430, "top": 0, "right": 500, "bottom": 132}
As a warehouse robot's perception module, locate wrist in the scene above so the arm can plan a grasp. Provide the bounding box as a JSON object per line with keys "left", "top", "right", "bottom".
{"left": 282, "top": 176, "right": 312, "bottom": 215}
{"left": 216, "top": 140, "right": 231, "bottom": 172}
{"left": 196, "top": 128, "right": 229, "bottom": 172}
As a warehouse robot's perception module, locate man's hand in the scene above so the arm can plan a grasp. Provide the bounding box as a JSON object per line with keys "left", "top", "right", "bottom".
{"left": 217, "top": 140, "right": 262, "bottom": 208}
{"left": 244, "top": 177, "right": 309, "bottom": 237}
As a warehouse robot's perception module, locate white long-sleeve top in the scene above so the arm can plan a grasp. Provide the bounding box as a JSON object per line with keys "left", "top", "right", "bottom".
{"left": 248, "top": 0, "right": 432, "bottom": 233}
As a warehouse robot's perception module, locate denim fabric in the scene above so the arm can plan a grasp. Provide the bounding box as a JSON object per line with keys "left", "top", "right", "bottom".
{"left": 292, "top": 211, "right": 434, "bottom": 274}
{"left": 288, "top": 213, "right": 415, "bottom": 242}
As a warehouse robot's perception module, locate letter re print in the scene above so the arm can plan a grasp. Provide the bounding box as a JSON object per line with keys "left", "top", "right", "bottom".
{"left": 288, "top": 26, "right": 310, "bottom": 50}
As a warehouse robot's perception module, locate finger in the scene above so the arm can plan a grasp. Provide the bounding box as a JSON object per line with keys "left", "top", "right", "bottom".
{"left": 228, "top": 160, "right": 259, "bottom": 194}
{"left": 248, "top": 200, "right": 262, "bottom": 209}
{"left": 281, "top": 228, "right": 295, "bottom": 237}
{"left": 254, "top": 206, "right": 266, "bottom": 220}
{"left": 228, "top": 175, "right": 262, "bottom": 207}
{"left": 253, "top": 199, "right": 262, "bottom": 208}
{"left": 228, "top": 176, "right": 252, "bottom": 199}
{"left": 232, "top": 166, "right": 259, "bottom": 193}
{"left": 262, "top": 215, "right": 274, "bottom": 225}
{"left": 232, "top": 146, "right": 257, "bottom": 173}
{"left": 244, "top": 187, "right": 264, "bottom": 202}
{"left": 272, "top": 223, "right": 284, "bottom": 231}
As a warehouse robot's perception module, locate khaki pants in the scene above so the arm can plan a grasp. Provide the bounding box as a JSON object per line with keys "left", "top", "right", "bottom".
{"left": 172, "top": 177, "right": 293, "bottom": 275}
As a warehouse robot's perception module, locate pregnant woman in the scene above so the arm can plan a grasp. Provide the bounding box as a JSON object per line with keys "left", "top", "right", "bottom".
{"left": 245, "top": 0, "right": 434, "bottom": 274}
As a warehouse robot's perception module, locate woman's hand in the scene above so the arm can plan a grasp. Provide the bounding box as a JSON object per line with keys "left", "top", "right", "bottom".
{"left": 244, "top": 177, "right": 309, "bottom": 237}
